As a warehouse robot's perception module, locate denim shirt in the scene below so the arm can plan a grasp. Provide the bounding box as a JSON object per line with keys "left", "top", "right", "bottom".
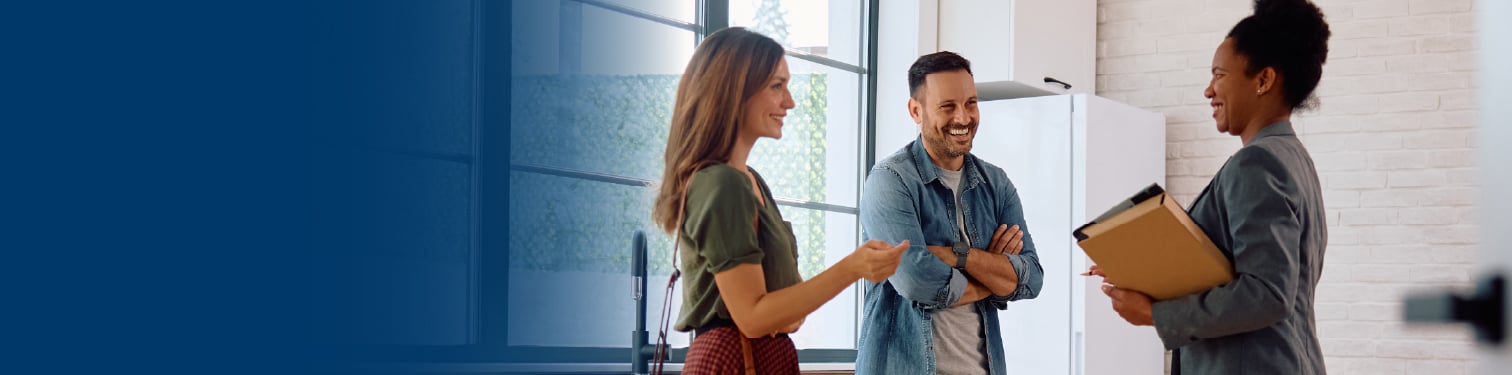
{"left": 856, "top": 138, "right": 1044, "bottom": 375}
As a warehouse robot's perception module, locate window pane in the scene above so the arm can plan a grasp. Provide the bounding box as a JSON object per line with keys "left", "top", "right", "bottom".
{"left": 507, "top": 171, "right": 693, "bottom": 348}
{"left": 512, "top": 2, "right": 692, "bottom": 180}
{"left": 730, "top": 0, "right": 863, "bottom": 67}
{"left": 577, "top": 4, "right": 696, "bottom": 75}
{"left": 594, "top": 0, "right": 697, "bottom": 24}
{"left": 778, "top": 207, "right": 860, "bottom": 350}
{"left": 749, "top": 58, "right": 861, "bottom": 207}
{"left": 514, "top": 1, "right": 695, "bottom": 76}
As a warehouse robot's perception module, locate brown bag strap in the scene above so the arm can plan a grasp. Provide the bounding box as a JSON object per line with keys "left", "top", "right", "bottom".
{"left": 651, "top": 175, "right": 691, "bottom": 375}
{"left": 738, "top": 172, "right": 762, "bottom": 374}
{"left": 741, "top": 335, "right": 756, "bottom": 375}
{"left": 651, "top": 170, "right": 764, "bottom": 375}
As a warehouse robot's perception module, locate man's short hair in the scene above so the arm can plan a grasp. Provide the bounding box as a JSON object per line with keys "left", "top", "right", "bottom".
{"left": 908, "top": 51, "right": 973, "bottom": 99}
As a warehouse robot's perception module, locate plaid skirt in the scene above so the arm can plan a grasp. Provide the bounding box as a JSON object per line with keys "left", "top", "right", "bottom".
{"left": 682, "top": 326, "right": 799, "bottom": 375}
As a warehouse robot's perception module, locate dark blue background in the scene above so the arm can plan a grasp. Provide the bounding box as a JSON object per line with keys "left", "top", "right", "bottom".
{"left": 1, "top": 1, "right": 517, "bottom": 372}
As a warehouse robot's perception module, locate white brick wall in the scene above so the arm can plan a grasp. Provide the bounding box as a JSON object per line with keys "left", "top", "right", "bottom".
{"left": 1097, "top": 0, "right": 1480, "bottom": 374}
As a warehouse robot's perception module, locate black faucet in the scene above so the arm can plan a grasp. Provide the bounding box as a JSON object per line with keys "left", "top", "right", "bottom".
{"left": 630, "top": 231, "right": 668, "bottom": 374}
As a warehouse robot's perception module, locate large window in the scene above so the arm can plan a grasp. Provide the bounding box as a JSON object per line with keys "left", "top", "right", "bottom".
{"left": 316, "top": 0, "right": 878, "bottom": 368}
{"left": 506, "top": 0, "right": 878, "bottom": 363}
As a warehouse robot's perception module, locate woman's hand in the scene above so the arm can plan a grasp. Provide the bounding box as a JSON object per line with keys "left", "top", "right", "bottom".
{"left": 1102, "top": 284, "right": 1155, "bottom": 326}
{"left": 1087, "top": 264, "right": 1152, "bottom": 326}
{"left": 846, "top": 240, "right": 907, "bottom": 282}
{"left": 1083, "top": 264, "right": 1107, "bottom": 278}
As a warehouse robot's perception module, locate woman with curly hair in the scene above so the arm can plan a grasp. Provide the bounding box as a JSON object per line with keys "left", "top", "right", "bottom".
{"left": 1096, "top": 0, "right": 1333, "bottom": 373}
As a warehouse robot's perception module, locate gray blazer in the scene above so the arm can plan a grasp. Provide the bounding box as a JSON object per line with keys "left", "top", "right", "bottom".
{"left": 1153, "top": 121, "right": 1329, "bottom": 374}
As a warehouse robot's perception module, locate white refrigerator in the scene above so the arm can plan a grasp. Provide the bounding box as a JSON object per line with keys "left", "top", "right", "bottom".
{"left": 970, "top": 93, "right": 1167, "bottom": 375}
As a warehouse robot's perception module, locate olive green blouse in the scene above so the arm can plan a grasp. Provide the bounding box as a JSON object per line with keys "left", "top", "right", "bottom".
{"left": 673, "top": 164, "right": 801, "bottom": 332}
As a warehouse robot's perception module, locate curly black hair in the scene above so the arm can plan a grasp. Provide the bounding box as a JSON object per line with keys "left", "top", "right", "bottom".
{"left": 1227, "top": 0, "right": 1331, "bottom": 110}
{"left": 907, "top": 51, "right": 973, "bottom": 99}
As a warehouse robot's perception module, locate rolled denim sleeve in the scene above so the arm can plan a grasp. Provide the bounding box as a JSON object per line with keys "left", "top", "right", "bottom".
{"left": 860, "top": 166, "right": 966, "bottom": 309}
{"left": 986, "top": 177, "right": 1043, "bottom": 309}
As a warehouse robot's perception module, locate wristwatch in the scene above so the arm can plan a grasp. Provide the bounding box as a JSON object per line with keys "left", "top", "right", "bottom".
{"left": 952, "top": 241, "right": 969, "bottom": 270}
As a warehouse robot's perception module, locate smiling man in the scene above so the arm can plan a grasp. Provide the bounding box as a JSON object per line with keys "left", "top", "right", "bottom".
{"left": 855, "top": 51, "right": 1044, "bottom": 375}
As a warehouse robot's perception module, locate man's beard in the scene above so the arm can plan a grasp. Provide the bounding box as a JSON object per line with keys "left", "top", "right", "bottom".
{"left": 924, "top": 123, "right": 974, "bottom": 159}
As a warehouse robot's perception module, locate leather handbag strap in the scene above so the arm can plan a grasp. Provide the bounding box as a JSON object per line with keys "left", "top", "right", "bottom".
{"left": 741, "top": 335, "right": 756, "bottom": 375}
{"left": 650, "top": 174, "right": 690, "bottom": 375}
{"left": 652, "top": 170, "right": 764, "bottom": 375}
{"left": 738, "top": 173, "right": 761, "bottom": 375}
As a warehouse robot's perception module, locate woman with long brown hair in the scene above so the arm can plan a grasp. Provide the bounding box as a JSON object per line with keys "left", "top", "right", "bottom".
{"left": 650, "top": 28, "right": 906, "bottom": 374}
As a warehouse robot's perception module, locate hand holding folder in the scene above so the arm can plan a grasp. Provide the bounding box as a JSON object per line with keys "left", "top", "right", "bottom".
{"left": 1073, "top": 184, "right": 1234, "bottom": 301}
